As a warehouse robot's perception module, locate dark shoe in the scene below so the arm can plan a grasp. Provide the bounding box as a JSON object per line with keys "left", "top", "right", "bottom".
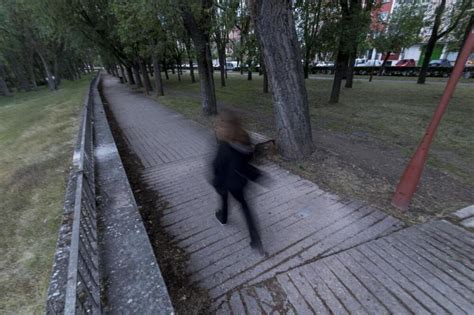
{"left": 250, "top": 238, "right": 266, "bottom": 256}
{"left": 215, "top": 210, "right": 227, "bottom": 225}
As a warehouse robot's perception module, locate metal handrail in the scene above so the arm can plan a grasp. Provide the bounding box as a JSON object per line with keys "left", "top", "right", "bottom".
{"left": 47, "top": 73, "right": 101, "bottom": 315}
{"left": 64, "top": 74, "right": 100, "bottom": 314}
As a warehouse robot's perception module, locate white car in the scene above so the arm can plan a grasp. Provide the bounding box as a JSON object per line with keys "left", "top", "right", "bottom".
{"left": 355, "top": 59, "right": 382, "bottom": 67}
{"left": 224, "top": 61, "right": 238, "bottom": 70}
{"left": 314, "top": 61, "right": 334, "bottom": 67}
{"left": 355, "top": 58, "right": 367, "bottom": 66}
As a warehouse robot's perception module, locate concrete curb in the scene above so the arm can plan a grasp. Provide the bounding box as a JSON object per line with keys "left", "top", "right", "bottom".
{"left": 93, "top": 74, "right": 174, "bottom": 314}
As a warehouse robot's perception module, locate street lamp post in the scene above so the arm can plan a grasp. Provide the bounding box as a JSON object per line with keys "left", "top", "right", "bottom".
{"left": 392, "top": 25, "right": 474, "bottom": 211}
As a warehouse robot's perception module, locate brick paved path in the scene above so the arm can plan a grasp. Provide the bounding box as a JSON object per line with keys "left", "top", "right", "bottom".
{"left": 102, "top": 75, "right": 474, "bottom": 314}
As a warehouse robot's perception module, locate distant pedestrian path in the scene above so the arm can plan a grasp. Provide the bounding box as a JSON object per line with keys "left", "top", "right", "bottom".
{"left": 101, "top": 75, "right": 473, "bottom": 313}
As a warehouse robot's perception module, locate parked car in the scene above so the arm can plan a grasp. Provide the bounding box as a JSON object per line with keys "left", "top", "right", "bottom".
{"left": 395, "top": 59, "right": 416, "bottom": 67}
{"left": 354, "top": 58, "right": 368, "bottom": 66}
{"left": 225, "top": 61, "right": 238, "bottom": 70}
{"left": 429, "top": 59, "right": 452, "bottom": 67}
{"left": 314, "top": 61, "right": 334, "bottom": 67}
{"left": 356, "top": 59, "right": 382, "bottom": 67}
{"left": 465, "top": 53, "right": 474, "bottom": 67}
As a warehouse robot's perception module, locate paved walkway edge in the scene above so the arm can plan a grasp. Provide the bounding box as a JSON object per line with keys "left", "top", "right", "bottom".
{"left": 94, "top": 74, "right": 174, "bottom": 314}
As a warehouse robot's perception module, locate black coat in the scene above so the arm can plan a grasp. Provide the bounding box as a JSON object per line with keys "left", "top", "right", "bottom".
{"left": 212, "top": 141, "right": 261, "bottom": 192}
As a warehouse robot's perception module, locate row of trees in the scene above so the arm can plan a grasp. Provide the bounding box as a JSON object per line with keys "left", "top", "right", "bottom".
{"left": 0, "top": 1, "right": 97, "bottom": 95}
{"left": 87, "top": 0, "right": 313, "bottom": 158}
{"left": 0, "top": 0, "right": 471, "bottom": 159}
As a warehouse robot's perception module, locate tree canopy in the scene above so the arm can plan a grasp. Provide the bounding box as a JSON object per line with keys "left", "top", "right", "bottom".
{"left": 1, "top": 0, "right": 470, "bottom": 158}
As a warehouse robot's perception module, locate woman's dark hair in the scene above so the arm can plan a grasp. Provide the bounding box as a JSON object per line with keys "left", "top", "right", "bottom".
{"left": 216, "top": 110, "right": 250, "bottom": 145}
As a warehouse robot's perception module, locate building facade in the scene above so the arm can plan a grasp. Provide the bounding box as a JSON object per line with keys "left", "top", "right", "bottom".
{"left": 367, "top": 0, "right": 463, "bottom": 65}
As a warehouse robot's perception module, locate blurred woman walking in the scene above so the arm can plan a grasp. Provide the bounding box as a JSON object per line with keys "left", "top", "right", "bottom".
{"left": 211, "top": 110, "right": 264, "bottom": 253}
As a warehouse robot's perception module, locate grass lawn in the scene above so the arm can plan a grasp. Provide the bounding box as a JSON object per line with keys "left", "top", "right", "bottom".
{"left": 0, "top": 75, "right": 93, "bottom": 314}
{"left": 158, "top": 72, "right": 473, "bottom": 184}
{"left": 150, "top": 71, "right": 473, "bottom": 222}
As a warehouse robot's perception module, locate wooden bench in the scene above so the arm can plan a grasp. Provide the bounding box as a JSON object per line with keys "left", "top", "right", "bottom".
{"left": 213, "top": 130, "right": 276, "bottom": 156}
{"left": 248, "top": 131, "right": 276, "bottom": 157}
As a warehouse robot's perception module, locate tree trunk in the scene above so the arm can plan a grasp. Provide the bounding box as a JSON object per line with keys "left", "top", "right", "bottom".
{"left": 256, "top": 36, "right": 269, "bottom": 93}
{"left": 126, "top": 65, "right": 135, "bottom": 85}
{"left": 53, "top": 58, "right": 60, "bottom": 89}
{"left": 369, "top": 63, "right": 375, "bottom": 82}
{"left": 303, "top": 59, "right": 310, "bottom": 79}
{"left": 10, "top": 59, "right": 30, "bottom": 92}
{"left": 133, "top": 61, "right": 143, "bottom": 87}
{"left": 119, "top": 64, "right": 127, "bottom": 83}
{"left": 236, "top": 58, "right": 240, "bottom": 73}
{"left": 75, "top": 63, "right": 82, "bottom": 79}
{"left": 305, "top": 0, "right": 322, "bottom": 80}
{"left": 418, "top": 39, "right": 438, "bottom": 84}
{"left": 219, "top": 48, "right": 226, "bottom": 87}
{"left": 110, "top": 66, "right": 117, "bottom": 76}
{"left": 163, "top": 60, "right": 169, "bottom": 80}
{"left": 66, "top": 64, "right": 74, "bottom": 81}
{"left": 148, "top": 64, "right": 153, "bottom": 77}
{"left": 180, "top": 1, "right": 217, "bottom": 115}
{"left": 345, "top": 49, "right": 356, "bottom": 88}
{"left": 302, "top": 0, "right": 312, "bottom": 80}
{"left": 189, "top": 58, "right": 196, "bottom": 83}
{"left": 70, "top": 62, "right": 77, "bottom": 79}
{"left": 193, "top": 40, "right": 217, "bottom": 115}
{"left": 140, "top": 58, "right": 153, "bottom": 94}
{"left": 185, "top": 41, "right": 196, "bottom": 83}
{"left": 216, "top": 32, "right": 226, "bottom": 87}
{"left": 247, "top": 67, "right": 252, "bottom": 80}
{"left": 27, "top": 51, "right": 37, "bottom": 89}
{"left": 378, "top": 52, "right": 391, "bottom": 76}
{"left": 152, "top": 53, "right": 164, "bottom": 96}
{"left": 67, "top": 61, "right": 77, "bottom": 81}
{"left": 262, "top": 61, "right": 269, "bottom": 93}
{"left": 250, "top": 0, "right": 313, "bottom": 159}
{"left": 418, "top": 0, "right": 446, "bottom": 84}
{"left": 37, "top": 51, "right": 55, "bottom": 91}
{"left": 177, "top": 62, "right": 182, "bottom": 82}
{"left": 329, "top": 49, "right": 349, "bottom": 103}
{"left": 0, "top": 64, "right": 12, "bottom": 96}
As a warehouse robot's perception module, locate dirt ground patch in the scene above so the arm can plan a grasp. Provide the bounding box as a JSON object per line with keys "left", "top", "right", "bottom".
{"left": 275, "top": 129, "right": 473, "bottom": 224}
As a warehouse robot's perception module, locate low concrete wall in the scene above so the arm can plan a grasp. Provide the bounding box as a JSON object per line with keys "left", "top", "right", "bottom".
{"left": 46, "top": 72, "right": 174, "bottom": 314}
{"left": 93, "top": 74, "right": 174, "bottom": 314}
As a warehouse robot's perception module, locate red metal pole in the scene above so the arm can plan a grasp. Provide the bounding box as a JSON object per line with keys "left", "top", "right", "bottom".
{"left": 392, "top": 26, "right": 474, "bottom": 211}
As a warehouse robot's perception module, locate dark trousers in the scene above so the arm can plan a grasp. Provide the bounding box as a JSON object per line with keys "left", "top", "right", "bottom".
{"left": 217, "top": 188, "right": 260, "bottom": 243}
